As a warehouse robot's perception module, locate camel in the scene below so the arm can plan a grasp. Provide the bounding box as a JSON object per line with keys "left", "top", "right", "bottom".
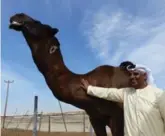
{"left": 9, "top": 13, "right": 132, "bottom": 136}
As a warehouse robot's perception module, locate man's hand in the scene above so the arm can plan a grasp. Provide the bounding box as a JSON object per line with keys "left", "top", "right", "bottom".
{"left": 80, "top": 79, "right": 90, "bottom": 90}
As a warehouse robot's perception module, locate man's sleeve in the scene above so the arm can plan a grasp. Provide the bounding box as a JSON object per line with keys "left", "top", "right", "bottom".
{"left": 87, "top": 85, "right": 126, "bottom": 103}
{"left": 157, "top": 90, "right": 165, "bottom": 123}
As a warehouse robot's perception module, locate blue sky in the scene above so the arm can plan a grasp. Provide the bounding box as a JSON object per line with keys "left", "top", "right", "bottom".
{"left": 1, "top": 0, "right": 165, "bottom": 115}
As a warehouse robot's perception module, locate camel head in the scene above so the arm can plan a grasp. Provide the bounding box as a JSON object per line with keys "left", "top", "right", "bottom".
{"left": 9, "top": 13, "right": 59, "bottom": 39}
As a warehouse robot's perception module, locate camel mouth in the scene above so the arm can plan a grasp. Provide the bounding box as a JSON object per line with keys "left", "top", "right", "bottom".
{"left": 9, "top": 21, "right": 23, "bottom": 30}
{"left": 11, "top": 21, "right": 22, "bottom": 26}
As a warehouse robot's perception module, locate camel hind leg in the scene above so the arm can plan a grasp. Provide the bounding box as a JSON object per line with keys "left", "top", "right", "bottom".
{"left": 108, "top": 116, "right": 124, "bottom": 136}
{"left": 89, "top": 116, "right": 107, "bottom": 136}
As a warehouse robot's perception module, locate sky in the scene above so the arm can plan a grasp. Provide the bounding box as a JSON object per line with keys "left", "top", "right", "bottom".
{"left": 1, "top": 0, "right": 165, "bottom": 115}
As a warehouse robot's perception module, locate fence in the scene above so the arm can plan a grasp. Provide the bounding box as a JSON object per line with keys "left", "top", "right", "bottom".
{"left": 1, "top": 111, "right": 93, "bottom": 133}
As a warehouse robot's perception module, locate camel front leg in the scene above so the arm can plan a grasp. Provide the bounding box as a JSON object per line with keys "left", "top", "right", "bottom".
{"left": 89, "top": 116, "right": 107, "bottom": 136}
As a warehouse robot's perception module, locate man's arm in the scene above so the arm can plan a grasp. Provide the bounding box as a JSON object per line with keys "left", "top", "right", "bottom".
{"left": 87, "top": 85, "right": 127, "bottom": 103}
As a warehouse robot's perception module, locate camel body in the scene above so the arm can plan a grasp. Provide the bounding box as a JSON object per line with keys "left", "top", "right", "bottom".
{"left": 9, "top": 13, "right": 131, "bottom": 136}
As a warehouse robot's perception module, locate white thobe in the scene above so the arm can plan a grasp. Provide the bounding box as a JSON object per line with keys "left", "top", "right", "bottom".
{"left": 87, "top": 85, "right": 165, "bottom": 136}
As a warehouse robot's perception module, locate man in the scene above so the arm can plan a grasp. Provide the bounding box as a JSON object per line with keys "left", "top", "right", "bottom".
{"left": 81, "top": 62, "right": 165, "bottom": 136}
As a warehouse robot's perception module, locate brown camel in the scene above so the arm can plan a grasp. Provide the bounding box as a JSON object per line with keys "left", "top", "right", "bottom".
{"left": 9, "top": 13, "right": 132, "bottom": 136}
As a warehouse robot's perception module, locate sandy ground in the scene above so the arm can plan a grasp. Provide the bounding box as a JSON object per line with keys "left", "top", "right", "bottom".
{"left": 1, "top": 129, "right": 94, "bottom": 136}
{"left": 1, "top": 111, "right": 112, "bottom": 136}
{"left": 2, "top": 113, "right": 92, "bottom": 132}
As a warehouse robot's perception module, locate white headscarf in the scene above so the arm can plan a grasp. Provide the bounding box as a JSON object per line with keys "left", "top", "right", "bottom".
{"left": 127, "top": 64, "right": 156, "bottom": 87}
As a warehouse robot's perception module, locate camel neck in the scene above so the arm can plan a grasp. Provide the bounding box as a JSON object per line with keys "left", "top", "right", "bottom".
{"left": 22, "top": 32, "right": 71, "bottom": 79}
{"left": 21, "top": 32, "right": 77, "bottom": 102}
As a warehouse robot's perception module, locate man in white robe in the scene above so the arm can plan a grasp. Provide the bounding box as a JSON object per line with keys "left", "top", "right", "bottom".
{"left": 81, "top": 64, "right": 165, "bottom": 136}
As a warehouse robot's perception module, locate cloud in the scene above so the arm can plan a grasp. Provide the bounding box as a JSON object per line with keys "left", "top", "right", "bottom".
{"left": 127, "top": 33, "right": 165, "bottom": 75}
{"left": 81, "top": 4, "right": 165, "bottom": 89}
{"left": 1, "top": 61, "right": 79, "bottom": 115}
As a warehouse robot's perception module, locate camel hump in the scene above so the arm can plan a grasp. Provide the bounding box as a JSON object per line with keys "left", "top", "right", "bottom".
{"left": 85, "top": 65, "right": 129, "bottom": 88}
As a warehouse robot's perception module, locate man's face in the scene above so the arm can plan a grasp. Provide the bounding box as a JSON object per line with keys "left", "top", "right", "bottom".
{"left": 129, "top": 70, "right": 147, "bottom": 89}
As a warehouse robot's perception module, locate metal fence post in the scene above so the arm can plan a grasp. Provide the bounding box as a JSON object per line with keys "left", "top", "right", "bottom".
{"left": 83, "top": 111, "right": 85, "bottom": 132}
{"left": 48, "top": 115, "right": 51, "bottom": 133}
{"left": 38, "top": 111, "right": 43, "bottom": 131}
{"left": 33, "top": 96, "right": 38, "bottom": 136}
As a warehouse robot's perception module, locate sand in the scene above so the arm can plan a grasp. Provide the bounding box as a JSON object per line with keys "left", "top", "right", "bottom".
{"left": 1, "top": 129, "right": 93, "bottom": 136}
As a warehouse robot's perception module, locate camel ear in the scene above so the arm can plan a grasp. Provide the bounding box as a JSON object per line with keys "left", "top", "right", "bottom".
{"left": 52, "top": 28, "right": 59, "bottom": 35}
